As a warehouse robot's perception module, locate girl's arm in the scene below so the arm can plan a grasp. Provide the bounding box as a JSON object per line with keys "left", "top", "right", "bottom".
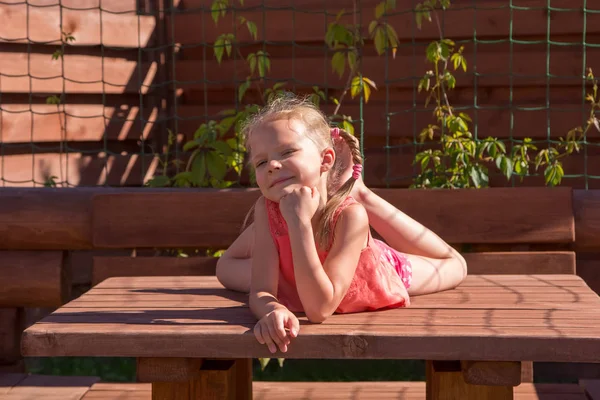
{"left": 287, "top": 203, "right": 369, "bottom": 323}
{"left": 248, "top": 197, "right": 282, "bottom": 319}
{"left": 215, "top": 223, "right": 254, "bottom": 293}
{"left": 249, "top": 197, "right": 300, "bottom": 353}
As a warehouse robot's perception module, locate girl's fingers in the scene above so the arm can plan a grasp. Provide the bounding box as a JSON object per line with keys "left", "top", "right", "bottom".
{"left": 261, "top": 324, "right": 278, "bottom": 354}
{"left": 284, "top": 314, "right": 300, "bottom": 338}
{"left": 265, "top": 319, "right": 287, "bottom": 353}
{"left": 253, "top": 323, "right": 265, "bottom": 344}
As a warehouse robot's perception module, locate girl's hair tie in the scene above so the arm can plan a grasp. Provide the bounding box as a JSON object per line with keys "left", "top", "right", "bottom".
{"left": 352, "top": 164, "right": 362, "bottom": 180}
{"left": 330, "top": 127, "right": 340, "bottom": 141}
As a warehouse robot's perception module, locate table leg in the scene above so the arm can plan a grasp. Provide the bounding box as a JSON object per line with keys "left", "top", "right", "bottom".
{"left": 426, "top": 360, "right": 520, "bottom": 400}
{"left": 137, "top": 358, "right": 252, "bottom": 400}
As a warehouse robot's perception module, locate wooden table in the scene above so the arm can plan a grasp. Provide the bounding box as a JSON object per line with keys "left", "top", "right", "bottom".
{"left": 21, "top": 275, "right": 600, "bottom": 400}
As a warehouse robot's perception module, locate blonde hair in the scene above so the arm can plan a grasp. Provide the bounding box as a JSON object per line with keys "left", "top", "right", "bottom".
{"left": 241, "top": 95, "right": 363, "bottom": 250}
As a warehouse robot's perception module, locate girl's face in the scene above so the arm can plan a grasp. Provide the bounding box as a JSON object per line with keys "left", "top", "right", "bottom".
{"left": 248, "top": 118, "right": 334, "bottom": 202}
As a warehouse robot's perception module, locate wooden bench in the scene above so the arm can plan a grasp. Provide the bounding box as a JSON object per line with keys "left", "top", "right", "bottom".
{"left": 0, "top": 376, "right": 592, "bottom": 399}
{"left": 2, "top": 187, "right": 600, "bottom": 399}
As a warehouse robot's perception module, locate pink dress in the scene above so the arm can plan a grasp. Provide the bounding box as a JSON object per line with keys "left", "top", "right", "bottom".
{"left": 265, "top": 196, "right": 412, "bottom": 314}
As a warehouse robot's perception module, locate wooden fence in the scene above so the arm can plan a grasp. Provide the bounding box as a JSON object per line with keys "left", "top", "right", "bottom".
{"left": 1, "top": 0, "right": 600, "bottom": 188}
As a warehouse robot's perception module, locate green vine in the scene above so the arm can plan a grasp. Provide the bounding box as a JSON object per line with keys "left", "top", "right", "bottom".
{"left": 411, "top": 0, "right": 597, "bottom": 188}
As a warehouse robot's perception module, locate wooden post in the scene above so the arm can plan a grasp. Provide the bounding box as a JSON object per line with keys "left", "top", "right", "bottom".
{"left": 0, "top": 308, "right": 24, "bottom": 369}
{"left": 426, "top": 360, "right": 517, "bottom": 400}
{"left": 137, "top": 358, "right": 252, "bottom": 400}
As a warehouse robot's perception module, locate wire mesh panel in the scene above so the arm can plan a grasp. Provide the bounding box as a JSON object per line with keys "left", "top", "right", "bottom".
{"left": 0, "top": 0, "right": 598, "bottom": 188}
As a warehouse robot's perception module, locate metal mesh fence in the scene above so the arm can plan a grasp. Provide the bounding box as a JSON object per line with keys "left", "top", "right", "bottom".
{"left": 0, "top": 0, "right": 598, "bottom": 188}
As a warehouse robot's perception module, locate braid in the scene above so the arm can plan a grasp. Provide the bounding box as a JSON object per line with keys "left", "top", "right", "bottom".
{"left": 316, "top": 128, "right": 363, "bottom": 250}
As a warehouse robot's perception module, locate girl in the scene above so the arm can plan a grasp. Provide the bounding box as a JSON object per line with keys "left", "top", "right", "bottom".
{"left": 217, "top": 96, "right": 467, "bottom": 354}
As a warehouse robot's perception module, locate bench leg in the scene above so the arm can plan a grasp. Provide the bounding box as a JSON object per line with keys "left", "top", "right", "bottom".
{"left": 137, "top": 357, "right": 252, "bottom": 400}
{"left": 426, "top": 360, "right": 518, "bottom": 400}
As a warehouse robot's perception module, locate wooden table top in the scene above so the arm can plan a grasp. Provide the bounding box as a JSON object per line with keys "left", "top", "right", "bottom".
{"left": 21, "top": 275, "right": 600, "bottom": 363}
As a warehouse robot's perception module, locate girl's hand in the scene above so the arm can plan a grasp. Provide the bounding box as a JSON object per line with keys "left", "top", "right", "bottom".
{"left": 254, "top": 307, "right": 300, "bottom": 353}
{"left": 279, "top": 186, "right": 320, "bottom": 225}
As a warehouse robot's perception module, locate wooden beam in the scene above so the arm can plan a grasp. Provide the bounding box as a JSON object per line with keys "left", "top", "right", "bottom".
{"left": 172, "top": 0, "right": 600, "bottom": 44}
{"left": 92, "top": 256, "right": 218, "bottom": 285}
{"left": 0, "top": 104, "right": 158, "bottom": 143}
{"left": 175, "top": 99, "right": 592, "bottom": 142}
{"left": 0, "top": 251, "right": 68, "bottom": 307}
{"left": 463, "top": 252, "right": 576, "bottom": 275}
{"left": 0, "top": 308, "right": 23, "bottom": 365}
{"left": 92, "top": 189, "right": 262, "bottom": 249}
{"left": 91, "top": 187, "right": 574, "bottom": 249}
{"left": 0, "top": 53, "right": 156, "bottom": 94}
{"left": 1, "top": 0, "right": 139, "bottom": 13}
{"left": 137, "top": 357, "right": 203, "bottom": 382}
{"left": 0, "top": 153, "right": 159, "bottom": 187}
{"left": 174, "top": 43, "right": 599, "bottom": 92}
{"left": 426, "top": 360, "right": 514, "bottom": 400}
{"left": 0, "top": 188, "right": 95, "bottom": 250}
{"left": 461, "top": 360, "right": 521, "bottom": 387}
{"left": 574, "top": 190, "right": 600, "bottom": 251}
{"left": 0, "top": 2, "right": 156, "bottom": 47}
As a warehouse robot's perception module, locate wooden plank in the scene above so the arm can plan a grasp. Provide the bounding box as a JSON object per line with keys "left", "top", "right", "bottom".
{"left": 91, "top": 187, "right": 574, "bottom": 249}
{"left": 195, "top": 359, "right": 238, "bottom": 400}
{"left": 136, "top": 357, "right": 202, "bottom": 382}
{"left": 44, "top": 381, "right": 595, "bottom": 400}
{"left": 427, "top": 360, "right": 514, "bottom": 399}
{"left": 47, "top": 307, "right": 600, "bottom": 328}
{"left": 0, "top": 53, "right": 156, "bottom": 94}
{"left": 579, "top": 379, "right": 600, "bottom": 400}
{"left": 1, "top": 0, "right": 139, "bottom": 13}
{"left": 172, "top": 0, "right": 600, "bottom": 44}
{"left": 576, "top": 252, "right": 600, "bottom": 296}
{"left": 20, "top": 275, "right": 600, "bottom": 362}
{"left": 0, "top": 2, "right": 156, "bottom": 47}
{"left": 0, "top": 104, "right": 158, "bottom": 143}
{"left": 0, "top": 188, "right": 94, "bottom": 250}
{"left": 91, "top": 274, "right": 587, "bottom": 289}
{"left": 0, "top": 309, "right": 23, "bottom": 365}
{"left": 174, "top": 42, "right": 600, "bottom": 93}
{"left": 6, "top": 374, "right": 100, "bottom": 400}
{"left": 175, "top": 99, "right": 593, "bottom": 141}
{"left": 461, "top": 360, "right": 521, "bottom": 387}
{"left": 91, "top": 189, "right": 262, "bottom": 249}
{"left": 92, "top": 256, "right": 218, "bottom": 285}
{"left": 0, "top": 374, "right": 27, "bottom": 395}
{"left": 573, "top": 190, "right": 600, "bottom": 251}
{"left": 0, "top": 153, "right": 159, "bottom": 187}
{"left": 0, "top": 251, "right": 67, "bottom": 307}
{"left": 463, "top": 252, "right": 575, "bottom": 275}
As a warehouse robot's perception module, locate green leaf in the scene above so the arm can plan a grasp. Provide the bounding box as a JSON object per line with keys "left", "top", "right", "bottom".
{"left": 347, "top": 51, "right": 357, "bottom": 72}
{"left": 426, "top": 42, "right": 438, "bottom": 63}
{"left": 206, "top": 151, "right": 227, "bottom": 181}
{"left": 341, "top": 119, "right": 354, "bottom": 136}
{"left": 247, "top": 53, "right": 257, "bottom": 75}
{"left": 257, "top": 51, "right": 270, "bottom": 78}
{"left": 212, "top": 140, "right": 233, "bottom": 157}
{"left": 146, "top": 175, "right": 170, "bottom": 188}
{"left": 374, "top": 27, "right": 386, "bottom": 55}
{"left": 246, "top": 21, "right": 258, "bottom": 40}
{"left": 211, "top": 0, "right": 227, "bottom": 24}
{"left": 214, "top": 36, "right": 225, "bottom": 63}
{"left": 259, "top": 358, "right": 270, "bottom": 371}
{"left": 375, "top": 2, "right": 386, "bottom": 19}
{"left": 173, "top": 171, "right": 194, "bottom": 187}
{"left": 183, "top": 139, "right": 200, "bottom": 152}
{"left": 385, "top": 23, "right": 399, "bottom": 48}
{"left": 544, "top": 162, "right": 564, "bottom": 186}
{"left": 238, "top": 77, "right": 251, "bottom": 102}
{"left": 191, "top": 153, "right": 207, "bottom": 185}
{"left": 332, "top": 51, "right": 345, "bottom": 78}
